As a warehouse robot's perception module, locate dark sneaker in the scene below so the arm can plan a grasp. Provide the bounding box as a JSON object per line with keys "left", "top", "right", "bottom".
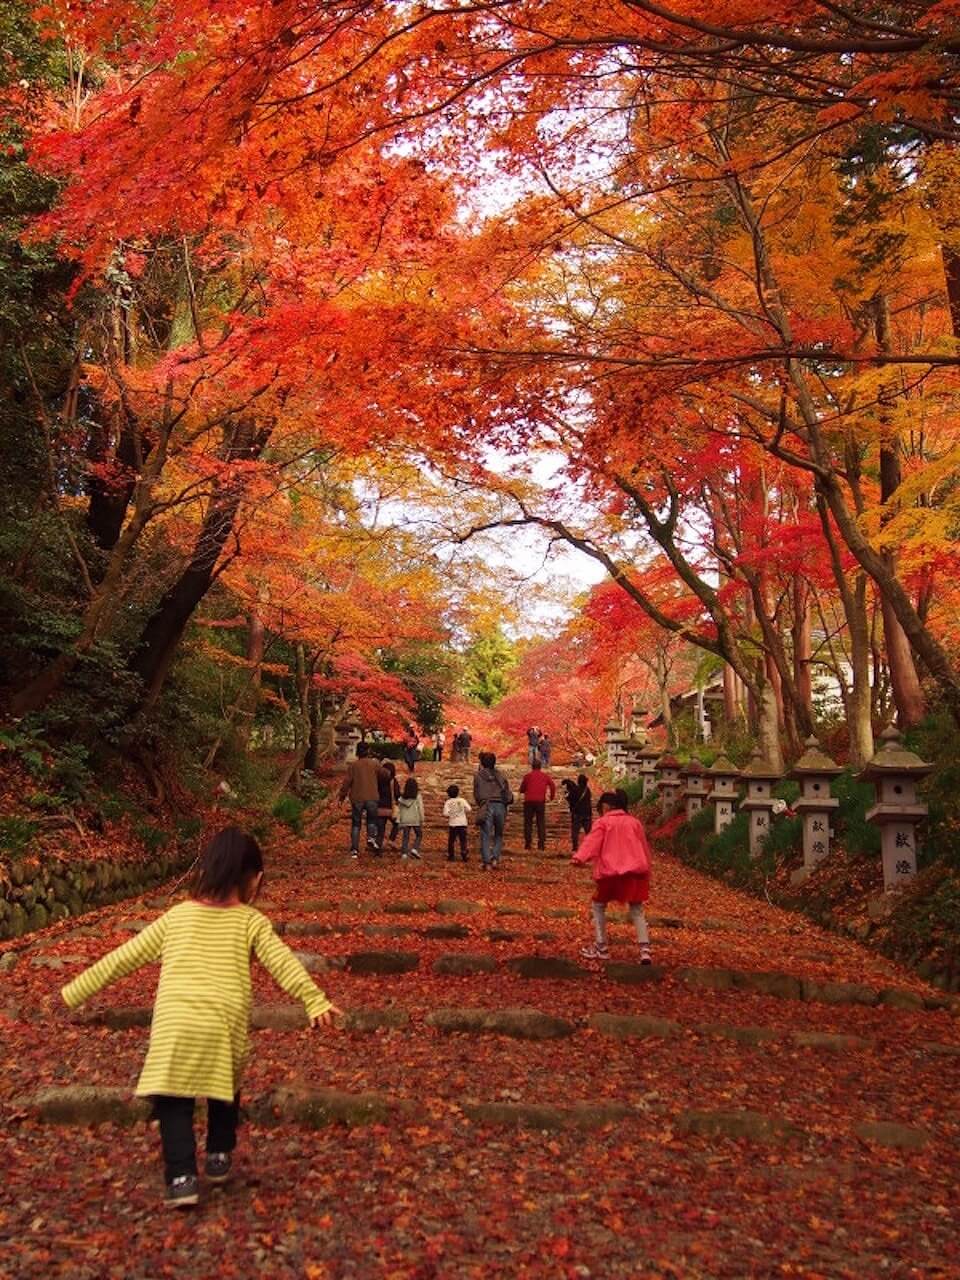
{"left": 640, "top": 946, "right": 653, "bottom": 966}
{"left": 165, "top": 1174, "right": 199, "bottom": 1209}
{"left": 409, "top": 847, "right": 421, "bottom": 860}
{"left": 205, "top": 1152, "right": 232, "bottom": 1184}
{"left": 350, "top": 849, "right": 359, "bottom": 859}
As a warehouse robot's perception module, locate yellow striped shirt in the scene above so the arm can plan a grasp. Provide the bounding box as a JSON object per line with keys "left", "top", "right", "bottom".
{"left": 61, "top": 901, "right": 333, "bottom": 1102}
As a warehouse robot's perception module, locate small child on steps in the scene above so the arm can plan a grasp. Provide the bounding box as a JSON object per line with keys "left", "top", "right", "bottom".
{"left": 572, "top": 789, "right": 653, "bottom": 963}
{"left": 60, "top": 828, "right": 341, "bottom": 1208}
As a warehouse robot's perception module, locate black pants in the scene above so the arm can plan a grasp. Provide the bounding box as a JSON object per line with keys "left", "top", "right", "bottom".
{"left": 571, "top": 812, "right": 592, "bottom": 851}
{"left": 447, "top": 826, "right": 467, "bottom": 859}
{"left": 435, "top": 746, "right": 443, "bottom": 761}
{"left": 523, "top": 802, "right": 546, "bottom": 850}
{"left": 377, "top": 814, "right": 398, "bottom": 845}
{"left": 153, "top": 1094, "right": 240, "bottom": 1183}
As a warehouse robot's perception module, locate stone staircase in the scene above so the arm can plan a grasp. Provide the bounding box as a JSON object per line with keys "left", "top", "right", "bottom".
{"left": 1, "top": 758, "right": 958, "bottom": 1275}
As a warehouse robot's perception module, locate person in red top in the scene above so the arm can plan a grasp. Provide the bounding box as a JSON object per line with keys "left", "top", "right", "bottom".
{"left": 572, "top": 789, "right": 653, "bottom": 963}
{"left": 519, "top": 760, "right": 556, "bottom": 851}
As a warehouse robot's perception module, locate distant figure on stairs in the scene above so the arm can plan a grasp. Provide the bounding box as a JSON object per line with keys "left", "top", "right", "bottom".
{"left": 443, "top": 784, "right": 471, "bottom": 862}
{"left": 519, "top": 759, "right": 556, "bottom": 852}
{"left": 338, "top": 742, "right": 381, "bottom": 857}
{"left": 526, "top": 725, "right": 539, "bottom": 766}
{"left": 538, "top": 732, "right": 552, "bottom": 768}
{"left": 454, "top": 726, "right": 472, "bottom": 763}
{"left": 402, "top": 727, "right": 420, "bottom": 774}
{"left": 434, "top": 727, "right": 445, "bottom": 761}
{"left": 473, "top": 750, "right": 514, "bottom": 870}
{"left": 562, "top": 773, "right": 593, "bottom": 852}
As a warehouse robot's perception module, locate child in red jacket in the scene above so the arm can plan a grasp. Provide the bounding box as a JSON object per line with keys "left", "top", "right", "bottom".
{"left": 572, "top": 790, "right": 652, "bottom": 963}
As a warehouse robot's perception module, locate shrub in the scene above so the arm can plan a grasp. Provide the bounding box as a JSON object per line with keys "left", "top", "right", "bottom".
{"left": 832, "top": 770, "right": 880, "bottom": 858}
{"left": 272, "top": 793, "right": 307, "bottom": 835}
{"left": 0, "top": 815, "right": 38, "bottom": 857}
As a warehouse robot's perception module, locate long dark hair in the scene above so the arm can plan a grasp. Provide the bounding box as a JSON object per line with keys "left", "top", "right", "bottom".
{"left": 193, "top": 827, "right": 264, "bottom": 902}
{"left": 402, "top": 776, "right": 419, "bottom": 799}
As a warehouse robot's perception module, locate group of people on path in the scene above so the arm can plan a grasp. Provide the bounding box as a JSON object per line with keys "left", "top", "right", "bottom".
{"left": 525, "top": 725, "right": 552, "bottom": 767}
{"left": 57, "top": 745, "right": 653, "bottom": 1210}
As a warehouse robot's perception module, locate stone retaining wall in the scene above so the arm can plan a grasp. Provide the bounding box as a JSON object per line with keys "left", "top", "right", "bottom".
{"left": 0, "top": 847, "right": 193, "bottom": 941}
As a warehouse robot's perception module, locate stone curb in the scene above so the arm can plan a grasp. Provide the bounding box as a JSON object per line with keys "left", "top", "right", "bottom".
{"left": 16, "top": 1086, "right": 932, "bottom": 1150}
{"left": 275, "top": 946, "right": 954, "bottom": 1012}
{"left": 74, "top": 1000, "right": 959, "bottom": 1061}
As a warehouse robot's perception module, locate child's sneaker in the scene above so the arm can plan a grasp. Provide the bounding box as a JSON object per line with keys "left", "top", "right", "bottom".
{"left": 409, "top": 847, "right": 421, "bottom": 860}
{"left": 640, "top": 946, "right": 653, "bottom": 966}
{"left": 205, "top": 1152, "right": 232, "bottom": 1184}
{"left": 580, "top": 942, "right": 610, "bottom": 961}
{"left": 164, "top": 1174, "right": 199, "bottom": 1209}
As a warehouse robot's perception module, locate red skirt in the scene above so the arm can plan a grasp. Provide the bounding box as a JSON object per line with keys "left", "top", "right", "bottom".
{"left": 593, "top": 872, "right": 650, "bottom": 904}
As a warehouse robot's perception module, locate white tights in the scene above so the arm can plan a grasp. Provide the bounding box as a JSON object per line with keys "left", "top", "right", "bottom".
{"left": 592, "top": 901, "right": 649, "bottom": 947}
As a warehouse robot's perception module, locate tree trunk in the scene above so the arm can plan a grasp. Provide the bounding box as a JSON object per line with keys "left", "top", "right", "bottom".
{"left": 874, "top": 294, "right": 926, "bottom": 728}
{"left": 722, "top": 663, "right": 739, "bottom": 725}
{"left": 942, "top": 244, "right": 960, "bottom": 338}
{"left": 129, "top": 419, "right": 267, "bottom": 714}
{"left": 792, "top": 578, "right": 813, "bottom": 720}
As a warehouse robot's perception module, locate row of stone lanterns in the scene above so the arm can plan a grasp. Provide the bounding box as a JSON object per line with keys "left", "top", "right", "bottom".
{"left": 605, "top": 710, "right": 932, "bottom": 895}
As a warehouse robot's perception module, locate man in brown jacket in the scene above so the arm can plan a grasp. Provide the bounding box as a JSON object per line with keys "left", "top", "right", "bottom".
{"left": 338, "top": 742, "right": 381, "bottom": 856}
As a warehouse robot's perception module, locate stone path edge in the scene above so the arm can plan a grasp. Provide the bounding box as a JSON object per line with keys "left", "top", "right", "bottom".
{"left": 71, "top": 1001, "right": 960, "bottom": 1058}
{"left": 15, "top": 1084, "right": 933, "bottom": 1151}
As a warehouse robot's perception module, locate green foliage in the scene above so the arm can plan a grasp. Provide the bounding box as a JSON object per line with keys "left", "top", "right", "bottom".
{"left": 0, "top": 813, "right": 37, "bottom": 856}
{"left": 462, "top": 625, "right": 518, "bottom": 708}
{"left": 905, "top": 710, "right": 960, "bottom": 872}
{"left": 272, "top": 793, "right": 307, "bottom": 835}
{"left": 674, "top": 808, "right": 778, "bottom": 890}
{"left": 762, "top": 812, "right": 802, "bottom": 861}
{"left": 380, "top": 643, "right": 460, "bottom": 731}
{"left": 132, "top": 819, "right": 169, "bottom": 854}
{"left": 886, "top": 862, "right": 960, "bottom": 973}
{"left": 833, "top": 770, "right": 881, "bottom": 858}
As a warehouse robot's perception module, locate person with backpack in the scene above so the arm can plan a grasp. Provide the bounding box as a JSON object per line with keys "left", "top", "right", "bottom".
{"left": 472, "top": 750, "right": 513, "bottom": 870}
{"left": 562, "top": 773, "right": 593, "bottom": 852}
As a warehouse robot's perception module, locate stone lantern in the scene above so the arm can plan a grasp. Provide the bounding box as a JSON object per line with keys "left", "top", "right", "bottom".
{"left": 612, "top": 735, "right": 633, "bottom": 778}
{"left": 334, "top": 716, "right": 362, "bottom": 762}
{"left": 604, "top": 718, "right": 624, "bottom": 769}
{"left": 739, "top": 750, "right": 781, "bottom": 856}
{"left": 706, "top": 756, "right": 741, "bottom": 834}
{"left": 629, "top": 703, "right": 648, "bottom": 740}
{"left": 637, "top": 741, "right": 662, "bottom": 800}
{"left": 788, "top": 736, "right": 841, "bottom": 871}
{"left": 657, "top": 753, "right": 683, "bottom": 819}
{"left": 859, "top": 725, "right": 933, "bottom": 893}
{"left": 680, "top": 759, "right": 709, "bottom": 821}
{"left": 624, "top": 737, "right": 646, "bottom": 782}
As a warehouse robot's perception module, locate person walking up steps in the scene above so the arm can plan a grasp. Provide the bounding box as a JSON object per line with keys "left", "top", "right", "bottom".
{"left": 563, "top": 773, "right": 593, "bottom": 851}
{"left": 396, "top": 776, "right": 424, "bottom": 859}
{"left": 443, "top": 784, "right": 471, "bottom": 861}
{"left": 572, "top": 790, "right": 653, "bottom": 964}
{"left": 60, "top": 828, "right": 340, "bottom": 1208}
{"left": 434, "top": 728, "right": 446, "bottom": 761}
{"left": 376, "top": 759, "right": 401, "bottom": 849}
{"left": 473, "top": 750, "right": 514, "bottom": 870}
{"left": 526, "top": 725, "right": 539, "bottom": 766}
{"left": 338, "top": 741, "right": 381, "bottom": 857}
{"left": 519, "top": 759, "right": 556, "bottom": 852}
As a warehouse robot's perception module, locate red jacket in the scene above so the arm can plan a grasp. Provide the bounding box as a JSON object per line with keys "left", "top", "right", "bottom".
{"left": 573, "top": 810, "right": 652, "bottom": 879}
{"left": 519, "top": 770, "right": 556, "bottom": 804}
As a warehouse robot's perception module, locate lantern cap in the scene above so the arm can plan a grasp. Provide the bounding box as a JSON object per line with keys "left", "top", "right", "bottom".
{"left": 858, "top": 724, "right": 933, "bottom": 781}
{"left": 706, "top": 754, "right": 740, "bottom": 777}
{"left": 657, "top": 753, "right": 681, "bottom": 769}
{"left": 788, "top": 736, "right": 842, "bottom": 779}
{"left": 740, "top": 748, "right": 781, "bottom": 781}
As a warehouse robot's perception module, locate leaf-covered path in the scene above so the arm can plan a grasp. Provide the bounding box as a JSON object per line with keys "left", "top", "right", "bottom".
{"left": 1, "top": 761, "right": 957, "bottom": 1278}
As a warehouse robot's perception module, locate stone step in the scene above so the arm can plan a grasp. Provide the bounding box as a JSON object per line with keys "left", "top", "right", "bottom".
{"left": 17, "top": 1083, "right": 934, "bottom": 1151}
{"left": 71, "top": 999, "right": 960, "bottom": 1058}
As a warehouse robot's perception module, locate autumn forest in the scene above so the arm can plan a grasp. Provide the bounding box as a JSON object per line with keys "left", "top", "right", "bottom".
{"left": 1, "top": 0, "right": 960, "bottom": 1274}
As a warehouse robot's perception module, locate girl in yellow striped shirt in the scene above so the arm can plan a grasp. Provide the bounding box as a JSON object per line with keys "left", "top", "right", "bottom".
{"left": 62, "top": 828, "right": 340, "bottom": 1209}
